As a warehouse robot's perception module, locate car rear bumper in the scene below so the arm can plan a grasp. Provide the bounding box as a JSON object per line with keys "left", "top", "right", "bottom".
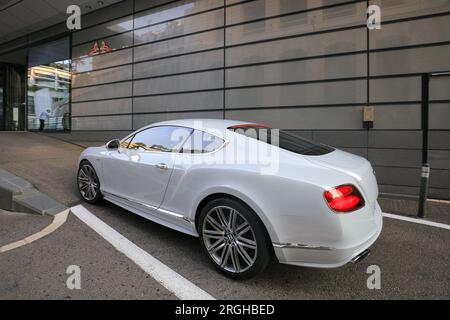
{"left": 273, "top": 202, "right": 383, "bottom": 268}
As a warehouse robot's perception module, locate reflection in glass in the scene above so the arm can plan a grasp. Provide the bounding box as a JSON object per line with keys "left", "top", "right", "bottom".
{"left": 0, "top": 62, "right": 27, "bottom": 131}
{"left": 72, "top": 48, "right": 132, "bottom": 73}
{"left": 134, "top": 9, "right": 223, "bottom": 45}
{"left": 72, "top": 15, "right": 133, "bottom": 46}
{"left": 134, "top": 0, "right": 223, "bottom": 29}
{"left": 181, "top": 129, "right": 225, "bottom": 154}
{"left": 27, "top": 60, "right": 71, "bottom": 131}
{"left": 128, "top": 126, "right": 193, "bottom": 152}
{"left": 226, "top": 3, "right": 365, "bottom": 46}
{"left": 72, "top": 31, "right": 134, "bottom": 60}
{"left": 135, "top": 1, "right": 196, "bottom": 28}
{"left": 0, "top": 67, "right": 3, "bottom": 130}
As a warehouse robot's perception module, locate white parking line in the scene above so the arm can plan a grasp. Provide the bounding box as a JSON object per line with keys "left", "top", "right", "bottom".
{"left": 71, "top": 205, "right": 215, "bottom": 300}
{"left": 0, "top": 209, "right": 70, "bottom": 253}
{"left": 383, "top": 212, "right": 450, "bottom": 230}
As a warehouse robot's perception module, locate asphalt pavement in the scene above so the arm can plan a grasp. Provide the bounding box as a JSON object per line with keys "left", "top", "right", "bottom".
{"left": 0, "top": 132, "right": 448, "bottom": 299}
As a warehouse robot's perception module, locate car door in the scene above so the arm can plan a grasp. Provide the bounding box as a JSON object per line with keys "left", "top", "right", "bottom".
{"left": 101, "top": 135, "right": 134, "bottom": 197}
{"left": 102, "top": 126, "right": 192, "bottom": 210}
{"left": 161, "top": 129, "right": 227, "bottom": 218}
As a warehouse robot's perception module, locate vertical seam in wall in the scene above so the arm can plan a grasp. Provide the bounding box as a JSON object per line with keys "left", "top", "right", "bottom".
{"left": 26, "top": 34, "right": 30, "bottom": 131}
{"left": 69, "top": 33, "right": 73, "bottom": 133}
{"left": 0, "top": 64, "right": 2, "bottom": 130}
{"left": 366, "top": 0, "right": 370, "bottom": 107}
{"left": 25, "top": 41, "right": 30, "bottom": 131}
{"left": 131, "top": 0, "right": 135, "bottom": 130}
{"left": 223, "top": 0, "right": 226, "bottom": 120}
{"left": 366, "top": 0, "right": 370, "bottom": 156}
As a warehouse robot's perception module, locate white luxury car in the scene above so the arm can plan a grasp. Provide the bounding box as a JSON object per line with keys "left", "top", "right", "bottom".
{"left": 77, "top": 119, "right": 383, "bottom": 279}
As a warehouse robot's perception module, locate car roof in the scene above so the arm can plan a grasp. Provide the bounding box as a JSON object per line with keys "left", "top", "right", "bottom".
{"left": 140, "top": 119, "right": 264, "bottom": 137}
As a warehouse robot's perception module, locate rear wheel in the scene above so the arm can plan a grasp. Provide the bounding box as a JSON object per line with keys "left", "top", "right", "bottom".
{"left": 77, "top": 161, "right": 102, "bottom": 204}
{"left": 198, "top": 198, "right": 271, "bottom": 279}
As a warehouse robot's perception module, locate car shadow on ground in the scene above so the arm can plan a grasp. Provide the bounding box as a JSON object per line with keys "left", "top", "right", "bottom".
{"left": 82, "top": 200, "right": 386, "bottom": 299}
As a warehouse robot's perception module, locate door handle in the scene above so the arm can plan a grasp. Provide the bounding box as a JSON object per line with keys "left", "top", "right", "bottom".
{"left": 155, "top": 163, "right": 169, "bottom": 170}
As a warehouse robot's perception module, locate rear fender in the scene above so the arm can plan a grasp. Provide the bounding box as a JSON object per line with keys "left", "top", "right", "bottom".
{"left": 192, "top": 186, "right": 280, "bottom": 243}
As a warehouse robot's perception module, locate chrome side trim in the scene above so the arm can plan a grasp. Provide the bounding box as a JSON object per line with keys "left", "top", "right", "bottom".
{"left": 157, "top": 207, "right": 186, "bottom": 220}
{"left": 103, "top": 191, "right": 193, "bottom": 224}
{"left": 272, "top": 242, "right": 334, "bottom": 251}
{"left": 351, "top": 249, "right": 371, "bottom": 263}
{"left": 140, "top": 202, "right": 158, "bottom": 210}
{"left": 103, "top": 191, "right": 158, "bottom": 210}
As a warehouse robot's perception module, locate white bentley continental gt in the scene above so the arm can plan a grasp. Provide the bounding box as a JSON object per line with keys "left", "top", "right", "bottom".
{"left": 77, "top": 119, "right": 383, "bottom": 279}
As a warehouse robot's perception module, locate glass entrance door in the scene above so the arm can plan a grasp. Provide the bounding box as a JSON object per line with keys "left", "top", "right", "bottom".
{"left": 0, "top": 63, "right": 26, "bottom": 131}
{"left": 27, "top": 37, "right": 71, "bottom": 132}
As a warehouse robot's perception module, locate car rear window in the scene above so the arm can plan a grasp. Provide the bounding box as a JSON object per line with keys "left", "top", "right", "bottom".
{"left": 228, "top": 126, "right": 334, "bottom": 156}
{"left": 181, "top": 129, "right": 225, "bottom": 154}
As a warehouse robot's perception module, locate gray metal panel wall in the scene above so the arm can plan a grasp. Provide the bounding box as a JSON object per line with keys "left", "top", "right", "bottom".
{"left": 69, "top": 0, "right": 450, "bottom": 199}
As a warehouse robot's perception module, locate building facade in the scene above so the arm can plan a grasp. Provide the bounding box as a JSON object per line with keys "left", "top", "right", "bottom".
{"left": 0, "top": 0, "right": 449, "bottom": 199}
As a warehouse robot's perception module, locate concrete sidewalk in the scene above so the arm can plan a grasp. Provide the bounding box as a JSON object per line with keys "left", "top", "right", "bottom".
{"left": 0, "top": 132, "right": 83, "bottom": 207}
{"left": 1, "top": 131, "right": 449, "bottom": 223}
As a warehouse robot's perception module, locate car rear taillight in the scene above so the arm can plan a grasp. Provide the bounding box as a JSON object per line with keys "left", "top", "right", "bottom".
{"left": 324, "top": 184, "right": 365, "bottom": 213}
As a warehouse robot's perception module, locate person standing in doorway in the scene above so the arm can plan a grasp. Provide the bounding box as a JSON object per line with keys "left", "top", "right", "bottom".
{"left": 39, "top": 109, "right": 51, "bottom": 131}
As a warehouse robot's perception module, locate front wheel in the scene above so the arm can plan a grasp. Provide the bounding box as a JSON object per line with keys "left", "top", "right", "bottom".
{"left": 77, "top": 161, "right": 102, "bottom": 204}
{"left": 198, "top": 198, "right": 272, "bottom": 279}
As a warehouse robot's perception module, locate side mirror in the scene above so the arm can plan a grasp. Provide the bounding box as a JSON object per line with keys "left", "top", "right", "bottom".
{"left": 106, "top": 139, "right": 120, "bottom": 150}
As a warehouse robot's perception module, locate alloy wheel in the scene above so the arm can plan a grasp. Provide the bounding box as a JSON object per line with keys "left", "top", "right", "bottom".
{"left": 202, "top": 206, "right": 258, "bottom": 273}
{"left": 78, "top": 164, "right": 99, "bottom": 201}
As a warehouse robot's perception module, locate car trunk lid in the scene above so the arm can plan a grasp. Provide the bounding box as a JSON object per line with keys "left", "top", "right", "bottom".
{"left": 305, "top": 149, "right": 379, "bottom": 203}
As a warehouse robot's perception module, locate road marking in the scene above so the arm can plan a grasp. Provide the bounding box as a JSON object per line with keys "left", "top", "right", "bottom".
{"left": 70, "top": 205, "right": 215, "bottom": 300}
{"left": 383, "top": 212, "right": 450, "bottom": 230}
{"left": 0, "top": 209, "right": 70, "bottom": 253}
{"left": 428, "top": 198, "right": 450, "bottom": 205}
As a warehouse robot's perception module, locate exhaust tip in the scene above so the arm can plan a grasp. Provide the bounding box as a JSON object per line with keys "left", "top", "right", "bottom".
{"left": 351, "top": 249, "right": 371, "bottom": 264}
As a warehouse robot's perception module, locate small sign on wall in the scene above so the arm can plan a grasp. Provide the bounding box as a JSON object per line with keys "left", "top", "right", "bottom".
{"left": 363, "top": 106, "right": 374, "bottom": 129}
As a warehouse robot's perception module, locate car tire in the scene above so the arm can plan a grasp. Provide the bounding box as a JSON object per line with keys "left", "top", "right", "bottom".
{"left": 198, "top": 197, "right": 272, "bottom": 280}
{"left": 77, "top": 160, "right": 103, "bottom": 204}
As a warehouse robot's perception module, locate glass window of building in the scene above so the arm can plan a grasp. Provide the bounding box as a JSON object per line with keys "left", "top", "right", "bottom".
{"left": 0, "top": 49, "right": 27, "bottom": 131}
{"left": 27, "top": 37, "right": 71, "bottom": 131}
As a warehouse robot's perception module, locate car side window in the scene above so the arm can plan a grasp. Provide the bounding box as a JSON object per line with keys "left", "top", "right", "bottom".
{"left": 127, "top": 126, "right": 192, "bottom": 153}
{"left": 181, "top": 129, "right": 225, "bottom": 154}
{"left": 120, "top": 136, "right": 133, "bottom": 148}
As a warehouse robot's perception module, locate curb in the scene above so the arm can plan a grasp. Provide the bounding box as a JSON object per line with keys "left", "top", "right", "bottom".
{"left": 0, "top": 168, "right": 68, "bottom": 216}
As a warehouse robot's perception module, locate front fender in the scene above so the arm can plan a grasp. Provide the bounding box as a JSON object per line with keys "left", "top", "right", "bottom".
{"left": 78, "top": 147, "right": 105, "bottom": 185}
